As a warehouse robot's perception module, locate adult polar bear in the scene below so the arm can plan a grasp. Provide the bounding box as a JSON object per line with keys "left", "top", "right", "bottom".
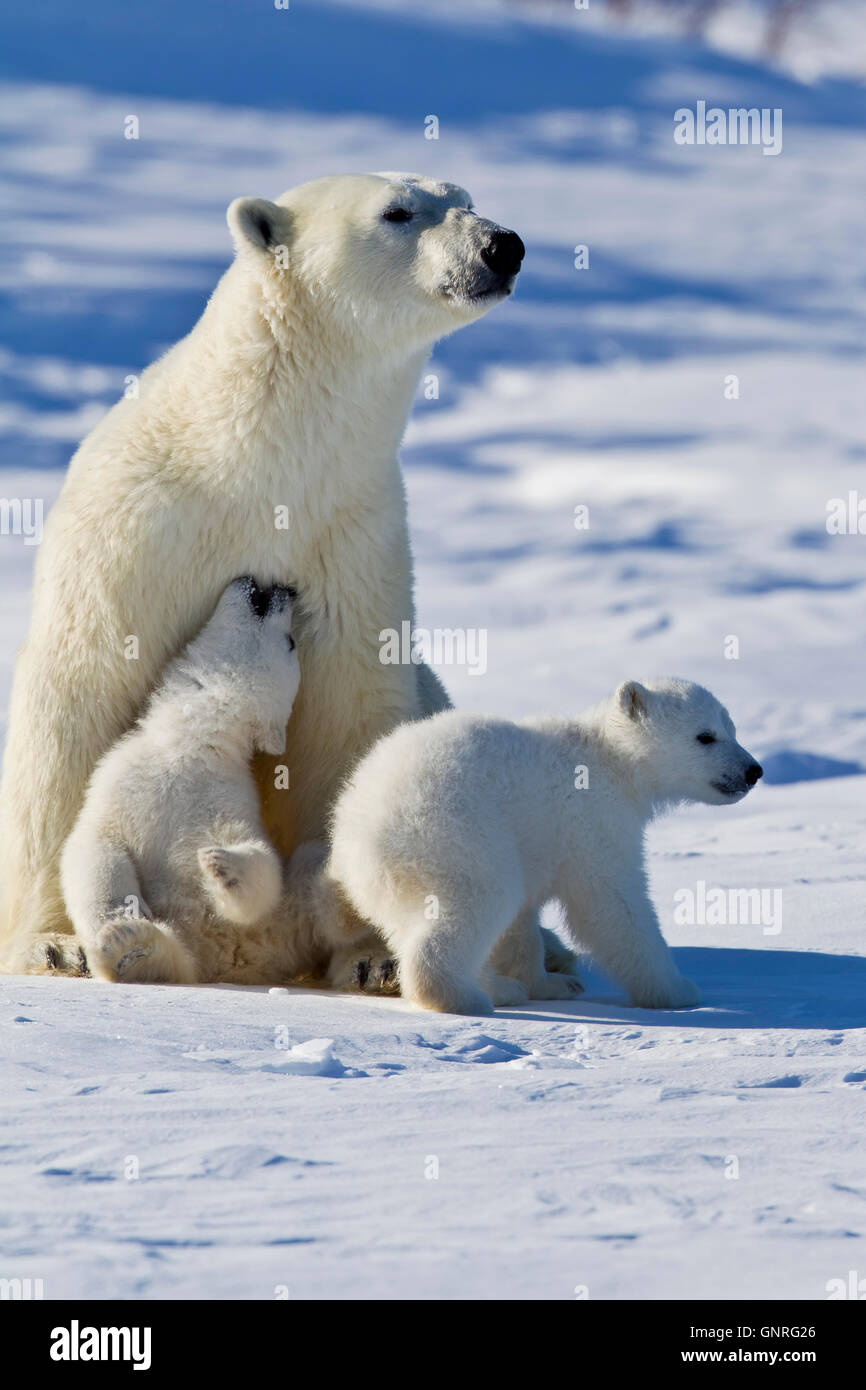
{"left": 0, "top": 171, "right": 572, "bottom": 993}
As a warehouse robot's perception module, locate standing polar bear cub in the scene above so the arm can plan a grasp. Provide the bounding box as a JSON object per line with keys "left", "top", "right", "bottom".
{"left": 327, "top": 679, "right": 763, "bottom": 1015}
{"left": 61, "top": 578, "right": 353, "bottom": 986}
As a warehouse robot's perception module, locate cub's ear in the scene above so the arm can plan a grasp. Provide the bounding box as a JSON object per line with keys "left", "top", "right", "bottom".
{"left": 615, "top": 680, "right": 650, "bottom": 721}
{"left": 227, "top": 197, "right": 290, "bottom": 255}
{"left": 256, "top": 719, "right": 288, "bottom": 758}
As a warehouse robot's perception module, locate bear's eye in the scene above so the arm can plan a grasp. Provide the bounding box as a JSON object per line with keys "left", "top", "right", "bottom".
{"left": 696, "top": 732, "right": 716, "bottom": 745}
{"left": 287, "top": 634, "right": 296, "bottom": 652}
{"left": 382, "top": 207, "right": 413, "bottom": 223}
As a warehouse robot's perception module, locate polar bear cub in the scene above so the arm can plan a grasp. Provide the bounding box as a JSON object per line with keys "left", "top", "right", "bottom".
{"left": 326, "top": 679, "right": 763, "bottom": 1015}
{"left": 61, "top": 577, "right": 302, "bottom": 984}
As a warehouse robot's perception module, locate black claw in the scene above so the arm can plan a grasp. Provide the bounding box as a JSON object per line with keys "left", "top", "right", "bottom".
{"left": 356, "top": 958, "right": 370, "bottom": 990}
{"left": 45, "top": 942, "right": 61, "bottom": 971}
{"left": 378, "top": 959, "right": 396, "bottom": 985}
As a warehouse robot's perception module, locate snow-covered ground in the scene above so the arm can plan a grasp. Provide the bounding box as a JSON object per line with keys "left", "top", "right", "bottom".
{"left": 1, "top": 0, "right": 864, "bottom": 1300}
{"left": 3, "top": 777, "right": 865, "bottom": 1301}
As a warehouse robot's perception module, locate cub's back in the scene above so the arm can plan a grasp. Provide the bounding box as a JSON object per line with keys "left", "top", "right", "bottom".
{"left": 330, "top": 710, "right": 537, "bottom": 871}
{"left": 73, "top": 727, "right": 255, "bottom": 870}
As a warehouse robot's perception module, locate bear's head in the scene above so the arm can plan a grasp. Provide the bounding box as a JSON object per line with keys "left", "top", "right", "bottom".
{"left": 608, "top": 678, "right": 762, "bottom": 808}
{"left": 226, "top": 173, "right": 524, "bottom": 353}
{"left": 171, "top": 577, "right": 300, "bottom": 758}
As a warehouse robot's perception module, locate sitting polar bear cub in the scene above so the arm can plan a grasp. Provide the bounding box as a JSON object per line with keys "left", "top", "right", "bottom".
{"left": 61, "top": 577, "right": 353, "bottom": 985}
{"left": 326, "top": 678, "right": 763, "bottom": 1015}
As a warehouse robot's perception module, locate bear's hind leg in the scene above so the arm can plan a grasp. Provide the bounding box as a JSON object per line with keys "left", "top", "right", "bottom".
{"left": 397, "top": 891, "right": 522, "bottom": 1016}
{"left": 88, "top": 916, "right": 199, "bottom": 985}
{"left": 62, "top": 839, "right": 197, "bottom": 984}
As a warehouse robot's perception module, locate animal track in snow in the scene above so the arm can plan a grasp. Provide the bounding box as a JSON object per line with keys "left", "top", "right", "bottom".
{"left": 737, "top": 1074, "right": 806, "bottom": 1089}
{"left": 440, "top": 1034, "right": 530, "bottom": 1065}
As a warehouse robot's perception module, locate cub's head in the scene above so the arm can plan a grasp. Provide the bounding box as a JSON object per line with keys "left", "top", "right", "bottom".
{"left": 608, "top": 678, "right": 762, "bottom": 807}
{"left": 178, "top": 577, "right": 300, "bottom": 757}
{"left": 226, "top": 172, "right": 524, "bottom": 352}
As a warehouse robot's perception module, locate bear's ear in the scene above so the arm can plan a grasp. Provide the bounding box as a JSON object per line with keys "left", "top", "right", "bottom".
{"left": 227, "top": 197, "right": 290, "bottom": 255}
{"left": 615, "top": 680, "right": 649, "bottom": 721}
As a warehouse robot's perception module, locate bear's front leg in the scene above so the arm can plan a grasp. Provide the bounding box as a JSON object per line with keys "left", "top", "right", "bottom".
{"left": 561, "top": 871, "right": 700, "bottom": 1010}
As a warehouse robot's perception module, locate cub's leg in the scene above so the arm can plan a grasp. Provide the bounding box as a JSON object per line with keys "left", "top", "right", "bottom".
{"left": 478, "top": 963, "right": 529, "bottom": 1008}
{"left": 540, "top": 924, "right": 583, "bottom": 981}
{"left": 325, "top": 933, "right": 528, "bottom": 1004}
{"left": 562, "top": 871, "right": 699, "bottom": 1010}
{"left": 490, "top": 908, "right": 584, "bottom": 1001}
{"left": 398, "top": 906, "right": 498, "bottom": 1015}
{"left": 197, "top": 840, "right": 282, "bottom": 926}
{"left": 294, "top": 854, "right": 400, "bottom": 994}
{"left": 270, "top": 841, "right": 379, "bottom": 984}
{"left": 61, "top": 839, "right": 197, "bottom": 984}
{"left": 393, "top": 876, "right": 525, "bottom": 1015}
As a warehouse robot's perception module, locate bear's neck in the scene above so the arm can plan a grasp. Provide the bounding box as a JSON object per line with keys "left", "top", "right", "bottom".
{"left": 558, "top": 715, "right": 663, "bottom": 819}
{"left": 168, "top": 264, "right": 427, "bottom": 504}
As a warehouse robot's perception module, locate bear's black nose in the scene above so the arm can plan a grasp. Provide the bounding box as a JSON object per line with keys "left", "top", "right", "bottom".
{"left": 745, "top": 763, "right": 763, "bottom": 786}
{"left": 481, "top": 230, "right": 525, "bottom": 279}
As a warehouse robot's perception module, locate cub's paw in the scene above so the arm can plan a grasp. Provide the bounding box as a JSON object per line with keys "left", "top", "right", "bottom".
{"left": 408, "top": 982, "right": 495, "bottom": 1017}
{"left": 631, "top": 975, "right": 701, "bottom": 1010}
{"left": 88, "top": 919, "right": 198, "bottom": 985}
{"left": 540, "top": 926, "right": 582, "bottom": 978}
{"left": 486, "top": 973, "right": 530, "bottom": 1008}
{"left": 88, "top": 920, "right": 156, "bottom": 982}
{"left": 531, "top": 969, "right": 584, "bottom": 1002}
{"left": 667, "top": 976, "right": 701, "bottom": 1009}
{"left": 198, "top": 843, "right": 281, "bottom": 925}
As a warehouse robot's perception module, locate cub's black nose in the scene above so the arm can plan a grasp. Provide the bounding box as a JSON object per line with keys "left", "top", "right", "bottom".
{"left": 269, "top": 583, "right": 294, "bottom": 614}
{"left": 745, "top": 763, "right": 763, "bottom": 787}
{"left": 481, "top": 230, "right": 525, "bottom": 279}
{"left": 234, "top": 576, "right": 272, "bottom": 618}
{"left": 246, "top": 580, "right": 272, "bottom": 619}
{"left": 234, "top": 575, "right": 297, "bottom": 618}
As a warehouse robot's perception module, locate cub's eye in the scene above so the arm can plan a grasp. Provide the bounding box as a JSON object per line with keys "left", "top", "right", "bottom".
{"left": 287, "top": 635, "right": 296, "bottom": 652}
{"left": 696, "top": 732, "right": 716, "bottom": 745}
{"left": 382, "top": 207, "right": 413, "bottom": 223}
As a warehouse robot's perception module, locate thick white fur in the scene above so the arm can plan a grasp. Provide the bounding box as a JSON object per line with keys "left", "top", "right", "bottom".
{"left": 0, "top": 172, "right": 532, "bottom": 971}
{"left": 326, "top": 679, "right": 762, "bottom": 1015}
{"left": 60, "top": 579, "right": 356, "bottom": 985}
